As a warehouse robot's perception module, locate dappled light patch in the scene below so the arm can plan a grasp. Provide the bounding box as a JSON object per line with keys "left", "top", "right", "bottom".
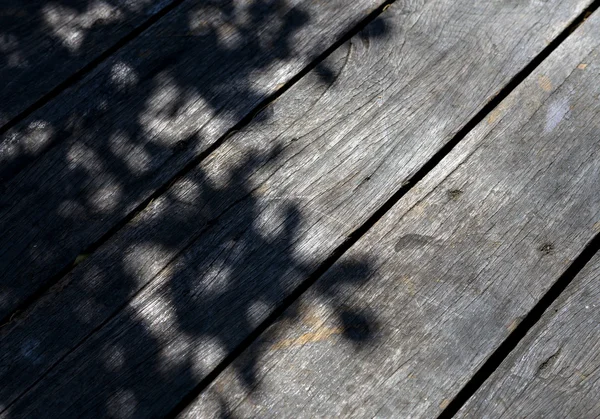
{"left": 109, "top": 130, "right": 154, "bottom": 174}
{"left": 110, "top": 61, "right": 139, "bottom": 90}
{"left": 107, "top": 389, "right": 137, "bottom": 419}
{"left": 42, "top": 1, "right": 123, "bottom": 52}
{"left": 123, "top": 242, "right": 173, "bottom": 281}
{"left": 102, "top": 343, "right": 127, "bottom": 371}
{"left": 138, "top": 73, "right": 212, "bottom": 147}
{"left": 90, "top": 181, "right": 123, "bottom": 212}
{"left": 0, "top": 1, "right": 391, "bottom": 416}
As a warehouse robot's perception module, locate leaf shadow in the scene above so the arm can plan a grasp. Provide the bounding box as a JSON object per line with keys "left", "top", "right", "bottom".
{"left": 0, "top": 1, "right": 391, "bottom": 416}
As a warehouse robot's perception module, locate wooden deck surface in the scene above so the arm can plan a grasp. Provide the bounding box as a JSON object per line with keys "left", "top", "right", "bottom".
{"left": 1, "top": 0, "right": 599, "bottom": 417}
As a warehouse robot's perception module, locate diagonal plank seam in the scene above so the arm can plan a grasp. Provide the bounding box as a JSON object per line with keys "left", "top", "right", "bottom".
{"left": 438, "top": 232, "right": 600, "bottom": 419}
{"left": 0, "top": 0, "right": 397, "bottom": 351}
{"left": 0, "top": 192, "right": 253, "bottom": 412}
{"left": 163, "top": 2, "right": 600, "bottom": 416}
{"left": 0, "top": 0, "right": 187, "bottom": 139}
{"left": 431, "top": 7, "right": 600, "bottom": 419}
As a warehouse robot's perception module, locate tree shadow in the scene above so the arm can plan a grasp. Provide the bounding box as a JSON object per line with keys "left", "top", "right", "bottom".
{"left": 0, "top": 1, "right": 390, "bottom": 416}
{"left": 0, "top": 0, "right": 166, "bottom": 124}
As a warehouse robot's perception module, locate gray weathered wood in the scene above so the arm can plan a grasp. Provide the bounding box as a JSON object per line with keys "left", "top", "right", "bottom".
{"left": 0, "top": 1, "right": 594, "bottom": 417}
{"left": 458, "top": 252, "right": 600, "bottom": 419}
{"left": 0, "top": 0, "right": 178, "bottom": 124}
{"left": 0, "top": 0, "right": 382, "bottom": 319}
{"left": 176, "top": 10, "right": 600, "bottom": 419}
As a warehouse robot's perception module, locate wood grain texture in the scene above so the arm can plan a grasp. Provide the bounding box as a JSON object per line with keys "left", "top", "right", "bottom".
{"left": 0, "top": 0, "right": 177, "bottom": 123}
{"left": 0, "top": 0, "right": 382, "bottom": 319}
{"left": 458, "top": 252, "right": 600, "bottom": 419}
{"left": 0, "top": 0, "right": 594, "bottom": 417}
{"left": 178, "top": 10, "right": 600, "bottom": 419}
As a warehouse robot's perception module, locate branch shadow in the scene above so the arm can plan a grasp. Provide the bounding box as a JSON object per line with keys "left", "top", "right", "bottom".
{"left": 0, "top": 1, "right": 390, "bottom": 416}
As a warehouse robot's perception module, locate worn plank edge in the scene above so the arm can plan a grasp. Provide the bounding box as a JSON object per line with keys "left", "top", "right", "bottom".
{"left": 453, "top": 235, "right": 600, "bottom": 418}
{"left": 0, "top": 0, "right": 391, "bottom": 327}
{"left": 175, "top": 3, "right": 600, "bottom": 417}
{"left": 180, "top": 5, "right": 600, "bottom": 418}
{"left": 0, "top": 0, "right": 184, "bottom": 138}
{"left": 3, "top": 0, "right": 595, "bottom": 417}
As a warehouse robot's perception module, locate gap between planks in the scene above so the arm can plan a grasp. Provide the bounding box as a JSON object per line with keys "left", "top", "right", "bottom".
{"left": 0, "top": 0, "right": 394, "bottom": 329}
{"left": 168, "top": 2, "right": 600, "bottom": 416}
{"left": 0, "top": 0, "right": 186, "bottom": 138}
{"left": 178, "top": 4, "right": 600, "bottom": 416}
{"left": 438, "top": 231, "right": 600, "bottom": 418}
{"left": 3, "top": 0, "right": 596, "bottom": 416}
{"left": 456, "top": 251, "right": 600, "bottom": 417}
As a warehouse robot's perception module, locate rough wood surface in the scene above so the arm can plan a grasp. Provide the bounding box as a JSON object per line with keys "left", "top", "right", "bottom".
{"left": 0, "top": 0, "right": 382, "bottom": 319}
{"left": 0, "top": 0, "right": 177, "bottom": 123}
{"left": 0, "top": 1, "right": 593, "bottom": 417}
{"left": 458, "top": 253, "right": 600, "bottom": 419}
{"left": 177, "top": 10, "right": 600, "bottom": 419}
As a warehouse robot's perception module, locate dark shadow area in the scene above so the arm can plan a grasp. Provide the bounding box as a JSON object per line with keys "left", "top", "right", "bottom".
{"left": 0, "top": 0, "right": 172, "bottom": 125}
{"left": 0, "top": 1, "right": 391, "bottom": 417}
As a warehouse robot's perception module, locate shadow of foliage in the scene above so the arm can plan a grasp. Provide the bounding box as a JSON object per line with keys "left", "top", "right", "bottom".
{"left": 0, "top": 1, "right": 390, "bottom": 416}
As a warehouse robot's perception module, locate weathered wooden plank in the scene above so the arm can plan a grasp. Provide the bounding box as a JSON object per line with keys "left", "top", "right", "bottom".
{"left": 174, "top": 10, "right": 600, "bottom": 419}
{"left": 0, "top": 1, "right": 594, "bottom": 418}
{"left": 0, "top": 0, "right": 383, "bottom": 319}
{"left": 0, "top": 0, "right": 178, "bottom": 124}
{"left": 457, "top": 252, "right": 600, "bottom": 418}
